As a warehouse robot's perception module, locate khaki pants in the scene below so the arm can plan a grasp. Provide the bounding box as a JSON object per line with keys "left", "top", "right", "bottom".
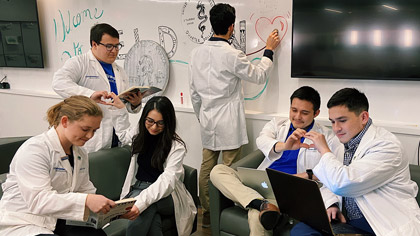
{"left": 199, "top": 147, "right": 241, "bottom": 216}
{"left": 210, "top": 164, "right": 275, "bottom": 236}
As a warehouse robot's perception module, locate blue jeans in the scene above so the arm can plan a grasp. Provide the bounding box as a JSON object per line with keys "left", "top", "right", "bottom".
{"left": 125, "top": 181, "right": 174, "bottom": 236}
{"left": 291, "top": 217, "right": 375, "bottom": 236}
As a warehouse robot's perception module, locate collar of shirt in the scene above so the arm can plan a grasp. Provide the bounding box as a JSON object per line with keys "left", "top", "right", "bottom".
{"left": 209, "top": 37, "right": 231, "bottom": 44}
{"left": 344, "top": 118, "right": 372, "bottom": 151}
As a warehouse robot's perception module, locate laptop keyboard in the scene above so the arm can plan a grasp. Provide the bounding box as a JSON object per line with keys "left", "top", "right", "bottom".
{"left": 332, "top": 222, "right": 373, "bottom": 235}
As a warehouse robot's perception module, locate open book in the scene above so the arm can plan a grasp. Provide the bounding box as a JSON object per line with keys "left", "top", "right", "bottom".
{"left": 66, "top": 198, "right": 136, "bottom": 229}
{"left": 118, "top": 86, "right": 162, "bottom": 102}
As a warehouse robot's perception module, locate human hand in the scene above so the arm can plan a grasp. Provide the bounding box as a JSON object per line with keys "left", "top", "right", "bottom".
{"left": 294, "top": 172, "right": 308, "bottom": 179}
{"left": 121, "top": 205, "right": 140, "bottom": 220}
{"left": 90, "top": 91, "right": 112, "bottom": 105}
{"left": 122, "top": 91, "right": 143, "bottom": 108}
{"left": 284, "top": 128, "right": 308, "bottom": 150}
{"left": 327, "top": 205, "right": 346, "bottom": 223}
{"left": 265, "top": 29, "right": 281, "bottom": 51}
{"left": 85, "top": 194, "right": 115, "bottom": 214}
{"left": 108, "top": 92, "right": 125, "bottom": 109}
{"left": 304, "top": 131, "right": 331, "bottom": 155}
{"left": 294, "top": 171, "right": 319, "bottom": 181}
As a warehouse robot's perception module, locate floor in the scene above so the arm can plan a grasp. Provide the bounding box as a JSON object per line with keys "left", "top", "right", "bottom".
{"left": 191, "top": 207, "right": 211, "bottom": 236}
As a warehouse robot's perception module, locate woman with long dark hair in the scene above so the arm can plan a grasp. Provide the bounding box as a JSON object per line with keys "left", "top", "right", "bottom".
{"left": 110, "top": 95, "right": 196, "bottom": 236}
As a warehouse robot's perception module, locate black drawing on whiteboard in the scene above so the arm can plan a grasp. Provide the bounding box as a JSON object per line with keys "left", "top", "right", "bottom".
{"left": 181, "top": 0, "right": 215, "bottom": 44}
{"left": 158, "top": 26, "right": 178, "bottom": 58}
{"left": 117, "top": 54, "right": 126, "bottom": 60}
{"left": 134, "top": 28, "right": 140, "bottom": 43}
{"left": 138, "top": 55, "right": 155, "bottom": 86}
{"left": 230, "top": 20, "right": 246, "bottom": 53}
{"left": 196, "top": 1, "right": 207, "bottom": 39}
{"left": 124, "top": 40, "right": 169, "bottom": 99}
{"left": 116, "top": 41, "right": 125, "bottom": 60}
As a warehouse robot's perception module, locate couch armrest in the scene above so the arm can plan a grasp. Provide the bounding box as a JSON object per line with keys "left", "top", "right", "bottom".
{"left": 209, "top": 180, "right": 234, "bottom": 236}
{"left": 183, "top": 164, "right": 199, "bottom": 206}
{"left": 0, "top": 136, "right": 31, "bottom": 174}
{"left": 209, "top": 149, "right": 265, "bottom": 236}
{"left": 230, "top": 149, "right": 265, "bottom": 170}
{"left": 182, "top": 164, "right": 198, "bottom": 233}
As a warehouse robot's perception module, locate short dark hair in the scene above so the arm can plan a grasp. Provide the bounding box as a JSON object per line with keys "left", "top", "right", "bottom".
{"left": 327, "top": 88, "right": 369, "bottom": 115}
{"left": 290, "top": 86, "right": 321, "bottom": 112}
{"left": 90, "top": 23, "right": 119, "bottom": 46}
{"left": 210, "top": 3, "right": 236, "bottom": 35}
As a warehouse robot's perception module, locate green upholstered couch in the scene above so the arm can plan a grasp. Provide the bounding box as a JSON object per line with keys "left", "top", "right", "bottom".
{"left": 209, "top": 149, "right": 420, "bottom": 236}
{"left": 0, "top": 137, "right": 198, "bottom": 235}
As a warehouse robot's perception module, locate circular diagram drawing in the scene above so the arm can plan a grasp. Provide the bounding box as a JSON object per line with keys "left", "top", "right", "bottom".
{"left": 242, "top": 57, "right": 268, "bottom": 100}
{"left": 124, "top": 40, "right": 169, "bottom": 101}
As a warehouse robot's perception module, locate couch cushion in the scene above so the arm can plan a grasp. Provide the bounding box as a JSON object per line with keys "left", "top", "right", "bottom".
{"left": 0, "top": 136, "right": 31, "bottom": 174}
{"left": 89, "top": 147, "right": 131, "bottom": 200}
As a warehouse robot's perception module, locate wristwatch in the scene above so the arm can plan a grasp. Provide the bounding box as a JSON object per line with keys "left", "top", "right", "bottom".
{"left": 306, "top": 169, "right": 313, "bottom": 180}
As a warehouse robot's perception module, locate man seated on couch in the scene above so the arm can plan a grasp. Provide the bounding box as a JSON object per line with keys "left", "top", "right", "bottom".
{"left": 210, "top": 86, "right": 343, "bottom": 235}
{"left": 292, "top": 88, "right": 420, "bottom": 235}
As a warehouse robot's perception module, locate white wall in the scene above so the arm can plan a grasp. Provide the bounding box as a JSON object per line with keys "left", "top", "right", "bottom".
{"left": 1, "top": 0, "right": 420, "bottom": 170}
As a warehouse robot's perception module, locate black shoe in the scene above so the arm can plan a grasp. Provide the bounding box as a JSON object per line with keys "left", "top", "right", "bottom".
{"left": 259, "top": 202, "right": 282, "bottom": 230}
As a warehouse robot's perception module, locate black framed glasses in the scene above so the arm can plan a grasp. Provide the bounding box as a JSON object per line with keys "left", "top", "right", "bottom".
{"left": 98, "top": 42, "right": 123, "bottom": 51}
{"left": 145, "top": 117, "right": 165, "bottom": 127}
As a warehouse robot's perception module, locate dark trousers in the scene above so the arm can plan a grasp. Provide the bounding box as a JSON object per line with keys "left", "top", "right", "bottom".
{"left": 125, "top": 181, "right": 174, "bottom": 236}
{"left": 36, "top": 219, "right": 106, "bottom": 236}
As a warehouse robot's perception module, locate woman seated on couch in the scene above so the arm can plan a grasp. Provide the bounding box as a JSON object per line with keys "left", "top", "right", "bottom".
{"left": 0, "top": 95, "right": 115, "bottom": 236}
{"left": 110, "top": 95, "right": 196, "bottom": 236}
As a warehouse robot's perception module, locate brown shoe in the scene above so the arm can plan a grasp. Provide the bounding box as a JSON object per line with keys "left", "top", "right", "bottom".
{"left": 259, "top": 201, "right": 282, "bottom": 230}
{"left": 202, "top": 212, "right": 210, "bottom": 228}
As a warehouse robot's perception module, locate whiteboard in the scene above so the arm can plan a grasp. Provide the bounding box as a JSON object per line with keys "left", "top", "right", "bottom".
{"left": 48, "top": 0, "right": 292, "bottom": 112}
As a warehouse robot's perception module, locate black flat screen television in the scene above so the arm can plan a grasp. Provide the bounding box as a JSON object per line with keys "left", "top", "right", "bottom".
{"left": 0, "top": 0, "right": 44, "bottom": 68}
{"left": 292, "top": 0, "right": 420, "bottom": 81}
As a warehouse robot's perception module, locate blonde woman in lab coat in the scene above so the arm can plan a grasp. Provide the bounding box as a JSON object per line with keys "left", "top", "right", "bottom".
{"left": 0, "top": 96, "right": 116, "bottom": 236}
{"left": 109, "top": 95, "right": 196, "bottom": 236}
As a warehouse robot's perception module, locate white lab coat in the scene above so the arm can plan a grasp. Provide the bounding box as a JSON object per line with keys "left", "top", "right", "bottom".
{"left": 52, "top": 50, "right": 141, "bottom": 153}
{"left": 256, "top": 118, "right": 344, "bottom": 207}
{"left": 314, "top": 124, "right": 420, "bottom": 236}
{"left": 111, "top": 108, "right": 197, "bottom": 236}
{"left": 0, "top": 128, "right": 95, "bottom": 236}
{"left": 256, "top": 118, "right": 343, "bottom": 172}
{"left": 189, "top": 40, "right": 273, "bottom": 150}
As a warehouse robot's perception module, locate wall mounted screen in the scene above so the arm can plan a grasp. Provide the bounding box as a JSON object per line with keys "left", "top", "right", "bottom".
{"left": 0, "top": 0, "right": 44, "bottom": 68}
{"left": 292, "top": 0, "right": 420, "bottom": 81}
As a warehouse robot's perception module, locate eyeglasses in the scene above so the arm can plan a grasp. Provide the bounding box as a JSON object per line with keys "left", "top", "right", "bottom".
{"left": 98, "top": 42, "right": 123, "bottom": 51}
{"left": 145, "top": 117, "right": 165, "bottom": 127}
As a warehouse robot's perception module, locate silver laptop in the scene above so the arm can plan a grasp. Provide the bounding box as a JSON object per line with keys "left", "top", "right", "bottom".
{"left": 237, "top": 167, "right": 275, "bottom": 200}
{"left": 266, "top": 168, "right": 373, "bottom": 236}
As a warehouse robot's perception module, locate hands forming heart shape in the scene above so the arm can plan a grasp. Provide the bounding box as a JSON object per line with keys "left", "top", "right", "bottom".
{"left": 91, "top": 91, "right": 114, "bottom": 105}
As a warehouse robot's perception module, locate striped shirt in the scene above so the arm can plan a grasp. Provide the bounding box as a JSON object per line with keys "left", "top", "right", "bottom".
{"left": 343, "top": 118, "right": 372, "bottom": 220}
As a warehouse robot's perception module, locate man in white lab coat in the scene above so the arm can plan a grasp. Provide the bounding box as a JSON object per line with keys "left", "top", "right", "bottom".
{"left": 293, "top": 88, "right": 420, "bottom": 236}
{"left": 52, "top": 23, "right": 142, "bottom": 153}
{"left": 189, "top": 3, "right": 280, "bottom": 226}
{"left": 210, "top": 86, "right": 343, "bottom": 236}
